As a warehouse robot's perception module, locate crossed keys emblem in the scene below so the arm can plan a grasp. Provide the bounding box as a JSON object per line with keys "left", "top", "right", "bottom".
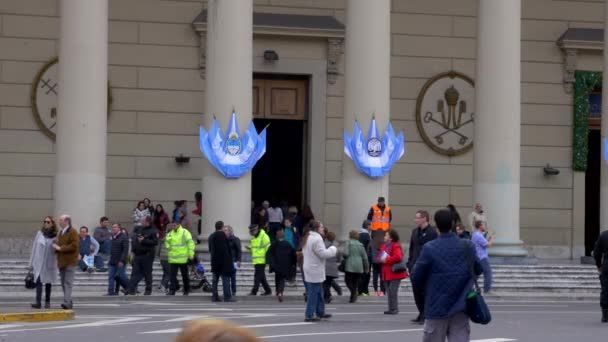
{"left": 423, "top": 86, "right": 474, "bottom": 145}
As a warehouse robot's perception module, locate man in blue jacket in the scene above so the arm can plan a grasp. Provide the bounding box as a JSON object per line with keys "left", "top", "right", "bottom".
{"left": 411, "top": 209, "right": 487, "bottom": 342}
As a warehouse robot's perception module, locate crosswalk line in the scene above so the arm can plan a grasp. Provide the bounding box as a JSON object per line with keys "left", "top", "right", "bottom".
{"left": 164, "top": 315, "right": 209, "bottom": 322}
{"left": 140, "top": 322, "right": 315, "bottom": 334}
{"left": 0, "top": 324, "right": 23, "bottom": 330}
{"left": 260, "top": 328, "right": 424, "bottom": 339}
{"left": 471, "top": 339, "right": 516, "bottom": 342}
{"left": 0, "top": 317, "right": 147, "bottom": 333}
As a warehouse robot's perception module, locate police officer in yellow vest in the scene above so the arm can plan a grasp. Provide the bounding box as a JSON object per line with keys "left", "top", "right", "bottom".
{"left": 247, "top": 224, "right": 272, "bottom": 296}
{"left": 165, "top": 221, "right": 195, "bottom": 296}
{"left": 367, "top": 197, "right": 392, "bottom": 238}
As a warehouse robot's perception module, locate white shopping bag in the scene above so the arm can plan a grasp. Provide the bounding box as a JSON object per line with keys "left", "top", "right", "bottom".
{"left": 83, "top": 255, "right": 94, "bottom": 268}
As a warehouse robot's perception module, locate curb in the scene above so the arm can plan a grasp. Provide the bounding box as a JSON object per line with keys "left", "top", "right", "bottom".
{"left": 0, "top": 310, "right": 74, "bottom": 323}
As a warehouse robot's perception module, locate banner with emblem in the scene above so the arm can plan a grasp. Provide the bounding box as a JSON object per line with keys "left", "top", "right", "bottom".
{"left": 343, "top": 117, "right": 405, "bottom": 178}
{"left": 199, "top": 111, "right": 267, "bottom": 179}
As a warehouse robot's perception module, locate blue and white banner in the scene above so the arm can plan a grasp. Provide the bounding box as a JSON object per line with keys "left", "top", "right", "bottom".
{"left": 199, "top": 112, "right": 267, "bottom": 179}
{"left": 344, "top": 118, "right": 405, "bottom": 178}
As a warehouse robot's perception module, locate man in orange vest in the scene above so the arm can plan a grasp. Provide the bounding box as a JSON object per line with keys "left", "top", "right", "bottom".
{"left": 367, "top": 197, "right": 392, "bottom": 237}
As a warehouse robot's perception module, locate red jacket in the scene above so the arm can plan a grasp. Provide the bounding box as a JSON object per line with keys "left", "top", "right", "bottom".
{"left": 379, "top": 242, "right": 408, "bottom": 281}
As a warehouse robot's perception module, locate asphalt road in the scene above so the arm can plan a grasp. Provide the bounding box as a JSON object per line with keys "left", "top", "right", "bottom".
{"left": 0, "top": 296, "right": 606, "bottom": 342}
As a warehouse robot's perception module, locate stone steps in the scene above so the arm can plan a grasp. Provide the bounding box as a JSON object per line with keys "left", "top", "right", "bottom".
{"left": 0, "top": 259, "right": 601, "bottom": 297}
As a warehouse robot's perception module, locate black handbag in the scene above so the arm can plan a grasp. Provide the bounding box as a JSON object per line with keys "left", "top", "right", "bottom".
{"left": 24, "top": 271, "right": 36, "bottom": 289}
{"left": 338, "top": 242, "right": 350, "bottom": 273}
{"left": 391, "top": 259, "right": 408, "bottom": 273}
{"left": 463, "top": 241, "right": 491, "bottom": 325}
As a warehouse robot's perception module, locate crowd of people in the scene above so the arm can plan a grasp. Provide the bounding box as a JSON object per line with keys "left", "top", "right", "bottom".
{"left": 25, "top": 193, "right": 521, "bottom": 341}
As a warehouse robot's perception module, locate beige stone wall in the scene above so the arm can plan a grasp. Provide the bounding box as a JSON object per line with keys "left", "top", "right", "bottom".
{"left": 0, "top": 0, "right": 603, "bottom": 257}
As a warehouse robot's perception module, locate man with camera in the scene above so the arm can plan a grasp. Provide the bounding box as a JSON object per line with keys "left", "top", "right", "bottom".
{"left": 127, "top": 216, "right": 158, "bottom": 295}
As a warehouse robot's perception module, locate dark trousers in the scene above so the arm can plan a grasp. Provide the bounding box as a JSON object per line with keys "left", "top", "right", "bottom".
{"left": 372, "top": 263, "right": 385, "bottom": 292}
{"left": 212, "top": 272, "right": 232, "bottom": 300}
{"left": 411, "top": 277, "right": 426, "bottom": 318}
{"left": 160, "top": 259, "right": 173, "bottom": 289}
{"left": 35, "top": 277, "right": 51, "bottom": 305}
{"left": 229, "top": 271, "right": 237, "bottom": 295}
{"left": 601, "top": 272, "right": 608, "bottom": 309}
{"left": 345, "top": 272, "right": 361, "bottom": 302}
{"left": 359, "top": 271, "right": 371, "bottom": 295}
{"left": 275, "top": 273, "right": 287, "bottom": 294}
{"left": 128, "top": 255, "right": 154, "bottom": 293}
{"left": 323, "top": 276, "right": 342, "bottom": 301}
{"left": 170, "top": 263, "right": 190, "bottom": 293}
{"left": 251, "top": 264, "right": 271, "bottom": 294}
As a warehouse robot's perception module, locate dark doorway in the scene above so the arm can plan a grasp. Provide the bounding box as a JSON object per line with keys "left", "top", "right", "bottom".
{"left": 585, "top": 129, "right": 601, "bottom": 255}
{"left": 251, "top": 119, "right": 305, "bottom": 210}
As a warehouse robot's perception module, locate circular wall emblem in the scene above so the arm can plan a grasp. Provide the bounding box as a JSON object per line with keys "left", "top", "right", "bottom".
{"left": 415, "top": 71, "right": 475, "bottom": 156}
{"left": 367, "top": 138, "right": 382, "bottom": 157}
{"left": 31, "top": 57, "right": 112, "bottom": 141}
{"left": 226, "top": 135, "right": 241, "bottom": 155}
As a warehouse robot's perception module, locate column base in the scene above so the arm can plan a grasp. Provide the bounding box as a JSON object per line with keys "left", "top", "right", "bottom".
{"left": 488, "top": 238, "right": 528, "bottom": 257}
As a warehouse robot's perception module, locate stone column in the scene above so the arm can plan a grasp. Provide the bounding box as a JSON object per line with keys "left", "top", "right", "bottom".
{"left": 601, "top": 0, "right": 608, "bottom": 233}
{"left": 340, "top": 0, "right": 391, "bottom": 240}
{"left": 200, "top": 0, "right": 253, "bottom": 242}
{"left": 55, "top": 0, "right": 108, "bottom": 229}
{"left": 473, "top": 0, "right": 527, "bottom": 256}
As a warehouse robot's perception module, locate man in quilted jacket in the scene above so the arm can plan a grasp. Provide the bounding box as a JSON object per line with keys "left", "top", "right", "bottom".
{"left": 411, "top": 209, "right": 487, "bottom": 342}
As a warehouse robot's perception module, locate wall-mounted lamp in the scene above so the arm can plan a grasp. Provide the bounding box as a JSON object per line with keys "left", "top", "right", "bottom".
{"left": 175, "top": 154, "right": 190, "bottom": 165}
{"left": 263, "top": 49, "right": 279, "bottom": 63}
{"left": 543, "top": 164, "right": 560, "bottom": 176}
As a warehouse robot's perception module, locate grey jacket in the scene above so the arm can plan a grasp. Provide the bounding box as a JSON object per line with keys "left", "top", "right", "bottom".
{"left": 29, "top": 231, "right": 57, "bottom": 284}
{"left": 324, "top": 240, "right": 341, "bottom": 278}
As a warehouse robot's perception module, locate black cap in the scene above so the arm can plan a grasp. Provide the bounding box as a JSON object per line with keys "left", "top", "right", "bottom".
{"left": 378, "top": 197, "right": 385, "bottom": 202}
{"left": 248, "top": 224, "right": 259, "bottom": 230}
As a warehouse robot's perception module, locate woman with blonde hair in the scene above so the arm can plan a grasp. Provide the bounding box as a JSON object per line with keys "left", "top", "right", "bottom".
{"left": 28, "top": 216, "right": 58, "bottom": 308}
{"left": 175, "top": 319, "right": 261, "bottom": 342}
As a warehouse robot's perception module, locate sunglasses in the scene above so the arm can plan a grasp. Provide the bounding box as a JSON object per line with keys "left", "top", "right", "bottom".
{"left": 44, "top": 220, "right": 52, "bottom": 224}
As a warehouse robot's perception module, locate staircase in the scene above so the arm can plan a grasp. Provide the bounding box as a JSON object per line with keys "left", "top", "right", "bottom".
{"left": 0, "top": 259, "right": 600, "bottom": 299}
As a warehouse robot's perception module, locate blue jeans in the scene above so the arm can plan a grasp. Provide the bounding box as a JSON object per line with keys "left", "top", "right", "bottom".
{"left": 212, "top": 273, "right": 232, "bottom": 300}
{"left": 108, "top": 264, "right": 129, "bottom": 295}
{"left": 480, "top": 258, "right": 492, "bottom": 292}
{"left": 99, "top": 240, "right": 111, "bottom": 255}
{"left": 305, "top": 282, "right": 325, "bottom": 319}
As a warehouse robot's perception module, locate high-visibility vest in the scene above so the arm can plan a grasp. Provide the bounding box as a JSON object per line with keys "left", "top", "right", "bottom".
{"left": 250, "top": 230, "right": 270, "bottom": 265}
{"left": 165, "top": 226, "right": 195, "bottom": 264}
{"left": 371, "top": 204, "right": 391, "bottom": 231}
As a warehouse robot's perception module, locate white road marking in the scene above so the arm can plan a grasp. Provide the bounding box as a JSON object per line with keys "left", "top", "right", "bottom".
{"left": 156, "top": 308, "right": 233, "bottom": 311}
{"left": 260, "top": 328, "right": 424, "bottom": 339}
{"left": 0, "top": 317, "right": 146, "bottom": 333}
{"left": 74, "top": 303, "right": 121, "bottom": 307}
{"left": 0, "top": 324, "right": 23, "bottom": 330}
{"left": 164, "top": 315, "right": 209, "bottom": 322}
{"left": 471, "top": 339, "right": 516, "bottom": 342}
{"left": 131, "top": 301, "right": 217, "bottom": 306}
{"left": 140, "top": 322, "right": 314, "bottom": 334}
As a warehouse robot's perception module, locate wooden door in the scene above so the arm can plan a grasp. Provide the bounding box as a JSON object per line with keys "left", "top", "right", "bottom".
{"left": 252, "top": 79, "right": 307, "bottom": 120}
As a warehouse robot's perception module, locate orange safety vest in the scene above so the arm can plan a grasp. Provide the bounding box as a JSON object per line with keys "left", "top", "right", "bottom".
{"left": 371, "top": 204, "right": 391, "bottom": 231}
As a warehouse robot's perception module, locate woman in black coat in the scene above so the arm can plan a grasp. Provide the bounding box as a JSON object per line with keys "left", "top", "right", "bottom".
{"left": 266, "top": 230, "right": 296, "bottom": 302}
